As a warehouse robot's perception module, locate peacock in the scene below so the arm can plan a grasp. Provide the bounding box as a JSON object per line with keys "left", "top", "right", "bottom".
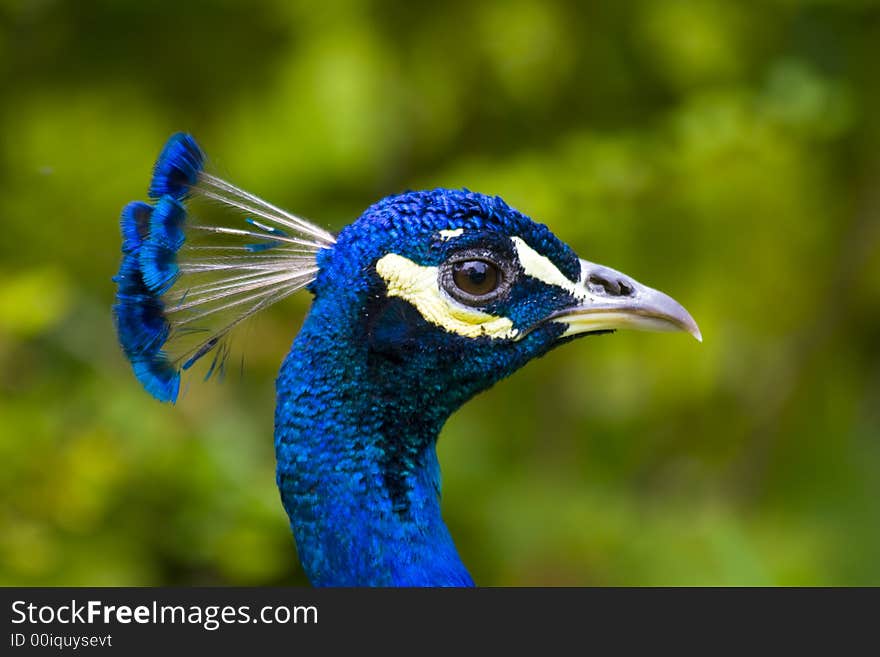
{"left": 113, "top": 133, "right": 700, "bottom": 587}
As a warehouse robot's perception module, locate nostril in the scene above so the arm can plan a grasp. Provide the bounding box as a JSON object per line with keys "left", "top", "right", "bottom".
{"left": 588, "top": 274, "right": 635, "bottom": 297}
{"left": 588, "top": 274, "right": 618, "bottom": 296}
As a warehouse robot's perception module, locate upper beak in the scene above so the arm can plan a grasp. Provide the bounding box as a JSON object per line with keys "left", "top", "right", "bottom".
{"left": 549, "top": 259, "right": 702, "bottom": 342}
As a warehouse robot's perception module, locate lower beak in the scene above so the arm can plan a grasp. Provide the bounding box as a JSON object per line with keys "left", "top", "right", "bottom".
{"left": 549, "top": 259, "right": 702, "bottom": 342}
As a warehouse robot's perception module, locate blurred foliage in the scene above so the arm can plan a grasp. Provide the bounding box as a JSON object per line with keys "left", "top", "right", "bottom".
{"left": 1, "top": 0, "right": 879, "bottom": 586}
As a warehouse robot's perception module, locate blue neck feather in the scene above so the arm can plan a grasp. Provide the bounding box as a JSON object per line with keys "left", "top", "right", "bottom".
{"left": 275, "top": 297, "right": 474, "bottom": 586}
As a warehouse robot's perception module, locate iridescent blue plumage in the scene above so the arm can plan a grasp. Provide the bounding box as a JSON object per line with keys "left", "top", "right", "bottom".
{"left": 113, "top": 289, "right": 168, "bottom": 357}
{"left": 112, "top": 251, "right": 179, "bottom": 402}
{"left": 148, "top": 196, "right": 187, "bottom": 251}
{"left": 113, "top": 134, "right": 332, "bottom": 405}
{"left": 137, "top": 196, "right": 186, "bottom": 294}
{"left": 148, "top": 132, "right": 204, "bottom": 200}
{"left": 114, "top": 134, "right": 700, "bottom": 587}
{"left": 114, "top": 159, "right": 201, "bottom": 404}
{"left": 120, "top": 201, "right": 152, "bottom": 254}
{"left": 138, "top": 244, "right": 176, "bottom": 295}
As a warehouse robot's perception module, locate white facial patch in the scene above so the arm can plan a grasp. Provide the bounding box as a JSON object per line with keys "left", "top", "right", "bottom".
{"left": 438, "top": 228, "right": 464, "bottom": 241}
{"left": 375, "top": 253, "right": 519, "bottom": 340}
{"left": 510, "top": 237, "right": 587, "bottom": 301}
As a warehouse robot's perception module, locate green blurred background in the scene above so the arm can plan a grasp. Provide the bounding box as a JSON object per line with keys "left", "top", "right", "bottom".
{"left": 1, "top": 0, "right": 879, "bottom": 586}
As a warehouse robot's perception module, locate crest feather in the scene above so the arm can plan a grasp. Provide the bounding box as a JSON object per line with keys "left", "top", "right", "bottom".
{"left": 113, "top": 133, "right": 335, "bottom": 402}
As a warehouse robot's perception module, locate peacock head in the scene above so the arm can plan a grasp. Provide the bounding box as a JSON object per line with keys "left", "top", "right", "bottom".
{"left": 114, "top": 133, "right": 699, "bottom": 407}
{"left": 302, "top": 188, "right": 700, "bottom": 407}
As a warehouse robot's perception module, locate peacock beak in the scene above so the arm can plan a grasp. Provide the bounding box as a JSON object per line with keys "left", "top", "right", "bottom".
{"left": 549, "top": 259, "right": 702, "bottom": 342}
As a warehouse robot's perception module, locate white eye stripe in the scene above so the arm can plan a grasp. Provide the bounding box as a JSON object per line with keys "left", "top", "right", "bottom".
{"left": 375, "top": 253, "right": 518, "bottom": 340}
{"left": 510, "top": 237, "right": 587, "bottom": 301}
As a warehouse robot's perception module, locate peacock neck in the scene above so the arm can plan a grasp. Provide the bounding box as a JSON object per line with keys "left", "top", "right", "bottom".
{"left": 274, "top": 309, "right": 474, "bottom": 587}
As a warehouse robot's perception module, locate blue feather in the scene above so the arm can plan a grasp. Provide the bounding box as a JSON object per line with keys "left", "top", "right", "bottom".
{"left": 113, "top": 292, "right": 169, "bottom": 357}
{"left": 148, "top": 132, "right": 204, "bottom": 200}
{"left": 139, "top": 243, "right": 179, "bottom": 295}
{"left": 112, "top": 251, "right": 176, "bottom": 399}
{"left": 148, "top": 196, "right": 187, "bottom": 251}
{"left": 118, "top": 134, "right": 329, "bottom": 406}
{"left": 120, "top": 201, "right": 153, "bottom": 254}
{"left": 138, "top": 195, "right": 186, "bottom": 296}
{"left": 131, "top": 356, "right": 180, "bottom": 403}
{"left": 111, "top": 252, "right": 148, "bottom": 296}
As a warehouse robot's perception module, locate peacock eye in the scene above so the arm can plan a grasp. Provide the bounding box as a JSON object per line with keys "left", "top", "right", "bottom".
{"left": 452, "top": 260, "right": 499, "bottom": 297}
{"left": 440, "top": 251, "right": 511, "bottom": 306}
